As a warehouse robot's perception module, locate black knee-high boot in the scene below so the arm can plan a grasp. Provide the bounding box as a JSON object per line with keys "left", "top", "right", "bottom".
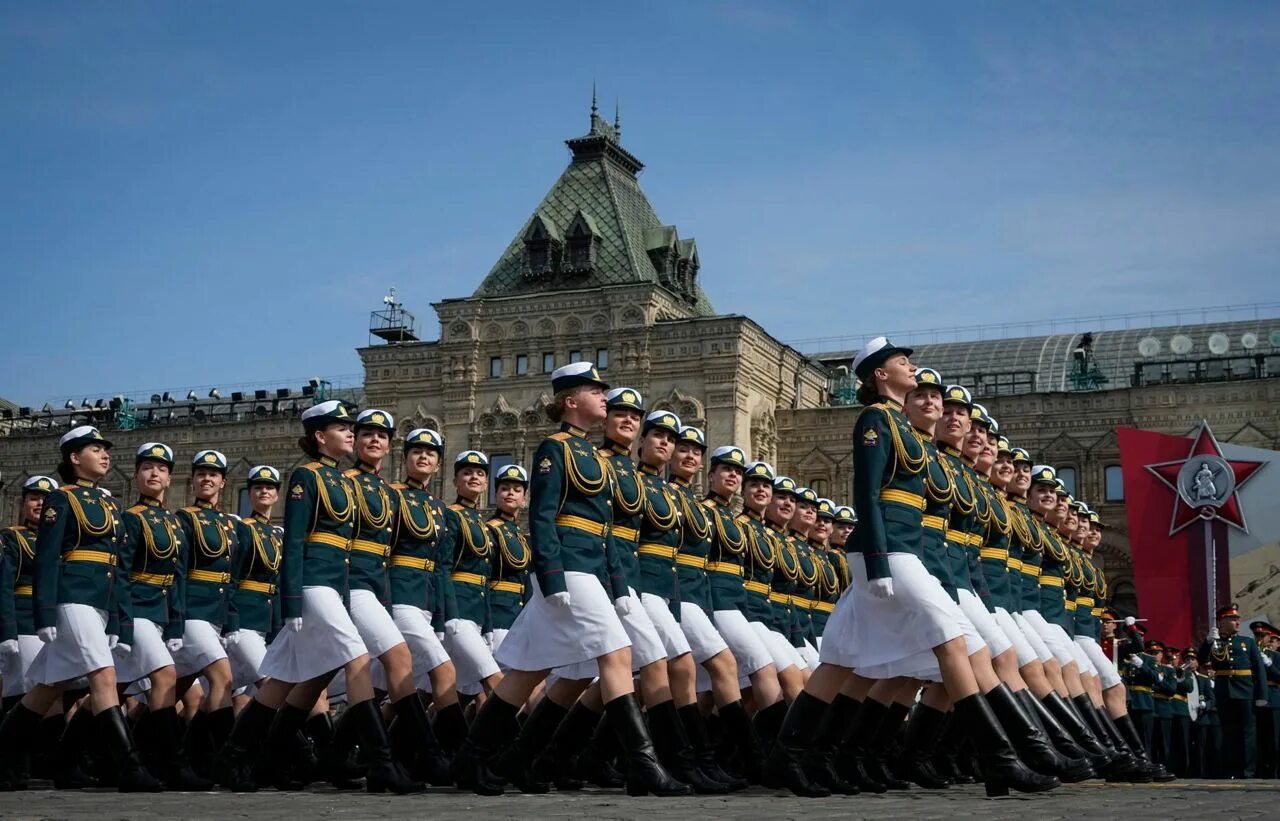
{"left": 930, "top": 708, "right": 972, "bottom": 784}
{"left": 54, "top": 706, "right": 98, "bottom": 789}
{"left": 800, "top": 693, "right": 861, "bottom": 795}
{"left": 450, "top": 695, "right": 520, "bottom": 795}
{"left": 865, "top": 701, "right": 911, "bottom": 789}
{"left": 389, "top": 695, "right": 451, "bottom": 785}
{"left": 215, "top": 699, "right": 276, "bottom": 792}
{"left": 1094, "top": 707, "right": 1152, "bottom": 783}
{"left": 680, "top": 704, "right": 747, "bottom": 791}
{"left": 1041, "top": 692, "right": 1122, "bottom": 773}
{"left": 1018, "top": 689, "right": 1090, "bottom": 762}
{"left": 575, "top": 710, "right": 625, "bottom": 787}
{"left": 432, "top": 701, "right": 468, "bottom": 755}
{"left": 347, "top": 698, "right": 424, "bottom": 794}
{"left": 95, "top": 706, "right": 163, "bottom": 792}
{"left": 0, "top": 704, "right": 43, "bottom": 791}
{"left": 647, "top": 700, "right": 726, "bottom": 794}
{"left": 530, "top": 701, "right": 597, "bottom": 790}
{"left": 144, "top": 706, "right": 211, "bottom": 789}
{"left": 1116, "top": 712, "right": 1175, "bottom": 782}
{"left": 954, "top": 693, "right": 1059, "bottom": 797}
{"left": 834, "top": 697, "right": 889, "bottom": 792}
{"left": 760, "top": 692, "right": 831, "bottom": 797}
{"left": 717, "top": 700, "right": 765, "bottom": 785}
{"left": 606, "top": 694, "right": 692, "bottom": 797}
{"left": 986, "top": 685, "right": 1094, "bottom": 782}
{"left": 497, "top": 697, "right": 566, "bottom": 794}
{"left": 896, "top": 704, "right": 951, "bottom": 789}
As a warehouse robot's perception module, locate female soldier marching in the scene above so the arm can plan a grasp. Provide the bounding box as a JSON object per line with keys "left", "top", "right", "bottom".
{"left": 0, "top": 426, "right": 160, "bottom": 792}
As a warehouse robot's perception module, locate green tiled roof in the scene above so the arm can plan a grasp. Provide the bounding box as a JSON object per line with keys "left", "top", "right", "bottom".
{"left": 473, "top": 111, "right": 713, "bottom": 316}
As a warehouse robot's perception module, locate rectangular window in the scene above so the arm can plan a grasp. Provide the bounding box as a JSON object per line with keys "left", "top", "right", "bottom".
{"left": 489, "top": 357, "right": 502, "bottom": 378}
{"left": 488, "top": 453, "right": 514, "bottom": 502}
{"left": 542, "top": 352, "right": 556, "bottom": 373}
{"left": 1057, "top": 466, "right": 1078, "bottom": 497}
{"left": 569, "top": 350, "right": 583, "bottom": 364}
{"left": 1105, "top": 465, "right": 1125, "bottom": 502}
{"left": 596, "top": 348, "right": 609, "bottom": 369}
{"left": 237, "top": 487, "right": 252, "bottom": 518}
{"left": 516, "top": 354, "right": 529, "bottom": 375}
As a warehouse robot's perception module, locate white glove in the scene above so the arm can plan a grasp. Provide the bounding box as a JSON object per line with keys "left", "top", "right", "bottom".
{"left": 37, "top": 626, "right": 56, "bottom": 644}
{"left": 1124, "top": 616, "right": 1136, "bottom": 627}
{"left": 0, "top": 639, "right": 18, "bottom": 655}
{"left": 287, "top": 617, "right": 303, "bottom": 633}
{"left": 1208, "top": 627, "right": 1221, "bottom": 641}
{"left": 1266, "top": 655, "right": 1274, "bottom": 668}
{"left": 1128, "top": 655, "right": 1144, "bottom": 669}
{"left": 223, "top": 631, "right": 241, "bottom": 647}
{"left": 166, "top": 638, "right": 184, "bottom": 652}
{"left": 445, "top": 619, "right": 462, "bottom": 636}
{"left": 546, "top": 591, "right": 572, "bottom": 609}
{"left": 868, "top": 578, "right": 894, "bottom": 599}
{"left": 116, "top": 642, "right": 131, "bottom": 654}
{"left": 615, "top": 597, "right": 634, "bottom": 616}
{"left": 1258, "top": 699, "right": 1270, "bottom": 708}
{"left": 107, "top": 634, "right": 119, "bottom": 650}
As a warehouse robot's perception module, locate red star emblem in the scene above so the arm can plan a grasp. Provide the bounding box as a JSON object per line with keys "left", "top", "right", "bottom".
{"left": 1146, "top": 421, "right": 1265, "bottom": 534}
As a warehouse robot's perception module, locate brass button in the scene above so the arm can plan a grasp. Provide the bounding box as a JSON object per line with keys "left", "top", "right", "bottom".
{"left": 219, "top": 588, "right": 224, "bottom": 593}
{"left": 106, "top": 571, "right": 113, "bottom": 579}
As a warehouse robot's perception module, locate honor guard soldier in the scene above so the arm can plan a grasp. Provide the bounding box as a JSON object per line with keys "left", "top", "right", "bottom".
{"left": 1199, "top": 603, "right": 1268, "bottom": 778}
{"left": 1186, "top": 649, "right": 1220, "bottom": 776}
{"left": 118, "top": 443, "right": 211, "bottom": 788}
{"left": 486, "top": 465, "right": 531, "bottom": 657}
{"left": 0, "top": 426, "right": 161, "bottom": 792}
{"left": 1, "top": 476, "right": 58, "bottom": 711}
{"left": 1165, "top": 646, "right": 1193, "bottom": 777}
{"left": 452, "top": 361, "right": 688, "bottom": 798}
{"left": 1250, "top": 620, "right": 1280, "bottom": 777}
{"left": 786, "top": 487, "right": 821, "bottom": 670}
{"left": 444, "top": 450, "right": 503, "bottom": 699}
{"left": 345, "top": 409, "right": 447, "bottom": 783}
{"left": 227, "top": 466, "right": 283, "bottom": 705}
{"left": 808, "top": 500, "right": 840, "bottom": 651}
{"left": 388, "top": 428, "right": 467, "bottom": 758}
{"left": 175, "top": 449, "right": 239, "bottom": 761}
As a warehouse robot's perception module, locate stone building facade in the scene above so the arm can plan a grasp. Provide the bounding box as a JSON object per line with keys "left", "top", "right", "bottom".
{"left": 3, "top": 109, "right": 1278, "bottom": 619}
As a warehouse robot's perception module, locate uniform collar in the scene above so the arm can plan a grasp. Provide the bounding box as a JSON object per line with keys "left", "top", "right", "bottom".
{"left": 494, "top": 510, "right": 517, "bottom": 522}
{"left": 705, "top": 492, "right": 731, "bottom": 506}
{"left": 195, "top": 499, "right": 216, "bottom": 510}
{"left": 766, "top": 519, "right": 788, "bottom": 533}
{"left": 356, "top": 461, "right": 380, "bottom": 475}
{"left": 1010, "top": 494, "right": 1027, "bottom": 504}
{"left": 318, "top": 455, "right": 339, "bottom": 468}
{"left": 136, "top": 496, "right": 163, "bottom": 507}
{"left": 19, "top": 520, "right": 35, "bottom": 530}
{"left": 454, "top": 496, "right": 478, "bottom": 509}
{"left": 638, "top": 463, "right": 663, "bottom": 476}
{"left": 808, "top": 538, "right": 825, "bottom": 549}
{"left": 245, "top": 511, "right": 266, "bottom": 523}
{"left": 405, "top": 476, "right": 427, "bottom": 490}
{"left": 75, "top": 478, "right": 96, "bottom": 489}
{"left": 940, "top": 444, "right": 962, "bottom": 458}
{"left": 741, "top": 506, "right": 765, "bottom": 521}
{"left": 561, "top": 422, "right": 588, "bottom": 438}
{"left": 789, "top": 528, "right": 808, "bottom": 541}
{"left": 601, "top": 438, "right": 633, "bottom": 455}
{"left": 670, "top": 476, "right": 690, "bottom": 488}
{"left": 881, "top": 398, "right": 903, "bottom": 411}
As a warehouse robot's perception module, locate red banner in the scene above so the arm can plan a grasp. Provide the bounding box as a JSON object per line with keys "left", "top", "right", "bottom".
{"left": 1116, "top": 426, "right": 1221, "bottom": 647}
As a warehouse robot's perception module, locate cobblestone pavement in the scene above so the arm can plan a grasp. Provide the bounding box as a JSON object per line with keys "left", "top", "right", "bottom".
{"left": 2, "top": 780, "right": 1279, "bottom": 820}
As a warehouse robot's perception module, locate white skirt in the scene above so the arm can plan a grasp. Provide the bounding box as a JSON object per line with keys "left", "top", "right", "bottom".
{"left": 114, "top": 618, "right": 173, "bottom": 683}
{"left": 1022, "top": 610, "right": 1077, "bottom": 667}
{"left": 1066, "top": 631, "right": 1097, "bottom": 676}
{"left": 557, "top": 588, "right": 666, "bottom": 680}
{"left": 1014, "top": 612, "right": 1056, "bottom": 664}
{"left": 640, "top": 593, "right": 692, "bottom": 660}
{"left": 994, "top": 607, "right": 1039, "bottom": 668}
{"left": 226, "top": 629, "right": 268, "bottom": 690}
{"left": 350, "top": 589, "right": 407, "bottom": 658}
{"left": 391, "top": 604, "right": 451, "bottom": 690}
{"left": 822, "top": 553, "right": 963, "bottom": 671}
{"left": 27, "top": 604, "right": 114, "bottom": 685}
{"left": 799, "top": 639, "right": 820, "bottom": 671}
{"left": 679, "top": 602, "right": 729, "bottom": 664}
{"left": 495, "top": 572, "right": 630, "bottom": 673}
{"left": 260, "top": 586, "right": 367, "bottom": 683}
{"left": 1, "top": 634, "right": 44, "bottom": 697}
{"left": 173, "top": 619, "right": 229, "bottom": 677}
{"left": 753, "top": 622, "right": 803, "bottom": 672}
{"left": 957, "top": 589, "right": 1013, "bottom": 659}
{"left": 488, "top": 628, "right": 509, "bottom": 659}
{"left": 1075, "top": 635, "right": 1121, "bottom": 688}
{"left": 713, "top": 609, "right": 773, "bottom": 677}
{"left": 444, "top": 618, "right": 500, "bottom": 686}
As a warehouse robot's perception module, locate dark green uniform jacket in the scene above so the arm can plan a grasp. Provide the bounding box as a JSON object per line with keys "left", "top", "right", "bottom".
{"left": 600, "top": 442, "right": 643, "bottom": 600}
{"left": 736, "top": 507, "right": 777, "bottom": 627}
{"left": 636, "top": 463, "right": 681, "bottom": 618}
{"left": 527, "top": 423, "right": 615, "bottom": 598}
{"left": 445, "top": 498, "right": 493, "bottom": 626}
{"left": 852, "top": 399, "right": 927, "bottom": 580}
{"left": 230, "top": 512, "right": 282, "bottom": 635}
{"left": 280, "top": 456, "right": 356, "bottom": 620}
{"left": 918, "top": 435, "right": 957, "bottom": 599}
{"left": 767, "top": 520, "right": 799, "bottom": 637}
{"left": 345, "top": 463, "right": 396, "bottom": 602}
{"left": 705, "top": 493, "right": 749, "bottom": 614}
{"left": 1198, "top": 633, "right": 1268, "bottom": 702}
{"left": 122, "top": 497, "right": 186, "bottom": 641}
{"left": 34, "top": 481, "right": 128, "bottom": 636}
{"left": 486, "top": 514, "right": 531, "bottom": 632}
{"left": 672, "top": 478, "right": 713, "bottom": 611}
{"left": 1, "top": 523, "right": 39, "bottom": 640}
{"left": 388, "top": 478, "right": 452, "bottom": 619}
{"left": 177, "top": 499, "right": 240, "bottom": 629}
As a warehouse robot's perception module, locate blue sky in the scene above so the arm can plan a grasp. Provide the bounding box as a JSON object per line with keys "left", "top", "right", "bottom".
{"left": 4, "top": 1, "right": 1279, "bottom": 406}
